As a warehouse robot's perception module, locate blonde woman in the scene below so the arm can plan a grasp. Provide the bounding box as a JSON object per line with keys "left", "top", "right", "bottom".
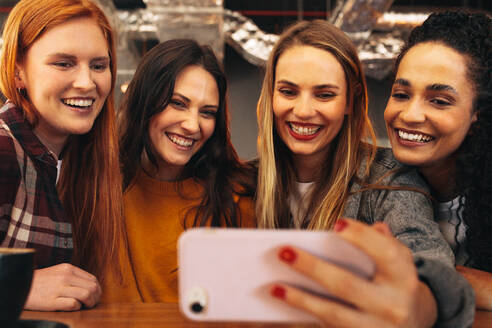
{"left": 256, "top": 20, "right": 474, "bottom": 327}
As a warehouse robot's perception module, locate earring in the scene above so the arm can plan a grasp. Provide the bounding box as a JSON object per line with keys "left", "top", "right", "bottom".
{"left": 17, "top": 87, "right": 26, "bottom": 97}
{"left": 15, "top": 71, "right": 23, "bottom": 95}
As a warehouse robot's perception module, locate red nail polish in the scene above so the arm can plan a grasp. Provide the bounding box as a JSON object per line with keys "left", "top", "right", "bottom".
{"left": 271, "top": 285, "right": 286, "bottom": 299}
{"left": 334, "top": 218, "right": 348, "bottom": 232}
{"left": 278, "top": 246, "right": 297, "bottom": 264}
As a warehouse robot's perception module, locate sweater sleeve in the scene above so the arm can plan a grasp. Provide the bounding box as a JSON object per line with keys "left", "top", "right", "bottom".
{"left": 368, "top": 169, "right": 475, "bottom": 327}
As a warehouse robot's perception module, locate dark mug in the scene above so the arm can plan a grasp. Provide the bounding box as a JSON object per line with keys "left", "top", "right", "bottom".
{"left": 0, "top": 248, "right": 34, "bottom": 327}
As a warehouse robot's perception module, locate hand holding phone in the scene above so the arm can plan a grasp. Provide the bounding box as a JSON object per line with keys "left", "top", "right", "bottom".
{"left": 178, "top": 228, "right": 375, "bottom": 323}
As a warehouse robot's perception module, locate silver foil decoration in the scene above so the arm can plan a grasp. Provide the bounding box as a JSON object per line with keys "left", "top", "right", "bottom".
{"left": 331, "top": 0, "right": 395, "bottom": 40}
{"left": 142, "top": 0, "right": 225, "bottom": 61}
{"left": 88, "top": 0, "right": 432, "bottom": 82}
{"left": 222, "top": 4, "right": 428, "bottom": 80}
{"left": 114, "top": 0, "right": 225, "bottom": 61}
{"left": 330, "top": 0, "right": 406, "bottom": 79}
{"left": 224, "top": 9, "right": 278, "bottom": 66}
{"left": 222, "top": 1, "right": 429, "bottom": 79}
{"left": 358, "top": 11, "right": 429, "bottom": 79}
{"left": 376, "top": 11, "right": 430, "bottom": 31}
{"left": 96, "top": 0, "right": 225, "bottom": 101}
{"left": 357, "top": 29, "right": 406, "bottom": 80}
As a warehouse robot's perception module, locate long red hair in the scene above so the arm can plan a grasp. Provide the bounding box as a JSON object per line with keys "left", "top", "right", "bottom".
{"left": 0, "top": 0, "right": 124, "bottom": 279}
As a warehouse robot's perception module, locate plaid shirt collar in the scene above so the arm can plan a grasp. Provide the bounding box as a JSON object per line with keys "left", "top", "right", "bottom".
{"left": 0, "top": 102, "right": 57, "bottom": 167}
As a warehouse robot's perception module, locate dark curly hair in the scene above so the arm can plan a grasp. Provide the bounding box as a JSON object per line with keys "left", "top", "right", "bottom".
{"left": 119, "top": 39, "right": 256, "bottom": 227}
{"left": 396, "top": 11, "right": 492, "bottom": 271}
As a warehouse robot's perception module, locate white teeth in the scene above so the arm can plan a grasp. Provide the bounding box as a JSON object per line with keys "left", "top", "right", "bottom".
{"left": 168, "top": 134, "right": 193, "bottom": 147}
{"left": 398, "top": 129, "right": 433, "bottom": 143}
{"left": 289, "top": 123, "right": 320, "bottom": 136}
{"left": 63, "top": 99, "right": 93, "bottom": 107}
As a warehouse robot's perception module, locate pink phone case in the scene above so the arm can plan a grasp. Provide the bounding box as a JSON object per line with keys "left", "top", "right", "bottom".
{"left": 178, "top": 228, "right": 375, "bottom": 323}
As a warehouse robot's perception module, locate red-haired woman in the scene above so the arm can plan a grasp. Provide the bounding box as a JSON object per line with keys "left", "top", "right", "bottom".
{"left": 0, "top": 0, "right": 124, "bottom": 311}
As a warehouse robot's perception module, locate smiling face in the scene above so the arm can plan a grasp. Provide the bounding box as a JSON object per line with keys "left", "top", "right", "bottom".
{"left": 384, "top": 42, "right": 477, "bottom": 171}
{"left": 16, "top": 17, "right": 111, "bottom": 149}
{"left": 273, "top": 45, "right": 348, "bottom": 169}
{"left": 148, "top": 65, "right": 219, "bottom": 180}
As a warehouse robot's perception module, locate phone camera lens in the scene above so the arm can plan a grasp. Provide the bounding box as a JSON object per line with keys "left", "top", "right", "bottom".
{"left": 190, "top": 302, "right": 204, "bottom": 313}
{"left": 186, "top": 286, "right": 208, "bottom": 315}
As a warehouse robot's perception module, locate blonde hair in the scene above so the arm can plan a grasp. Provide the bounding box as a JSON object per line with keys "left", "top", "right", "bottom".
{"left": 0, "top": 0, "right": 124, "bottom": 279}
{"left": 256, "top": 20, "right": 376, "bottom": 229}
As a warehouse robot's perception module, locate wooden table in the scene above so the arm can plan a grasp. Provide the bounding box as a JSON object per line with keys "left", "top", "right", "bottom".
{"left": 20, "top": 303, "right": 316, "bottom": 328}
{"left": 20, "top": 303, "right": 492, "bottom": 328}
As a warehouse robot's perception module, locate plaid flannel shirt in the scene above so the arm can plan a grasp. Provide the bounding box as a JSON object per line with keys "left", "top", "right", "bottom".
{"left": 0, "top": 102, "right": 72, "bottom": 268}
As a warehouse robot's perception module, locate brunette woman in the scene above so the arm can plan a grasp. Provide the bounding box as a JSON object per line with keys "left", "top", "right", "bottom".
{"left": 102, "top": 39, "right": 256, "bottom": 302}
{"left": 384, "top": 11, "right": 492, "bottom": 311}
{"left": 255, "top": 20, "right": 474, "bottom": 326}
{"left": 0, "top": 0, "right": 123, "bottom": 311}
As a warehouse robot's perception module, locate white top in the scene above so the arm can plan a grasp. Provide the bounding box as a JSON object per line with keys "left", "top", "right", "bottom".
{"left": 288, "top": 181, "right": 315, "bottom": 228}
{"left": 436, "top": 196, "right": 468, "bottom": 265}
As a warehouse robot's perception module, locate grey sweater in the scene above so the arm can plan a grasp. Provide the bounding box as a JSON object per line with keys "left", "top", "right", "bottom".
{"left": 343, "top": 148, "right": 475, "bottom": 327}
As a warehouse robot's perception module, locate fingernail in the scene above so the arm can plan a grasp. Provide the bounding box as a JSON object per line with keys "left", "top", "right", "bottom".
{"left": 271, "top": 285, "right": 286, "bottom": 299}
{"left": 334, "top": 218, "right": 348, "bottom": 232}
{"left": 278, "top": 246, "right": 297, "bottom": 264}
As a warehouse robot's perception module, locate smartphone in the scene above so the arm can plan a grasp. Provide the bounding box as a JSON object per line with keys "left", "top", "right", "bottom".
{"left": 178, "top": 228, "right": 375, "bottom": 323}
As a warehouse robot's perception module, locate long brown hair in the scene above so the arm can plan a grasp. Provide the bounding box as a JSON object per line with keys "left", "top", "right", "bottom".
{"left": 256, "top": 20, "right": 376, "bottom": 229}
{"left": 0, "top": 0, "right": 124, "bottom": 279}
{"left": 119, "top": 39, "right": 256, "bottom": 227}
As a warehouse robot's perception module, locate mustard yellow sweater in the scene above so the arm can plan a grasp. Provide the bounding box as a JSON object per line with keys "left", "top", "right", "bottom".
{"left": 102, "top": 170, "right": 256, "bottom": 303}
